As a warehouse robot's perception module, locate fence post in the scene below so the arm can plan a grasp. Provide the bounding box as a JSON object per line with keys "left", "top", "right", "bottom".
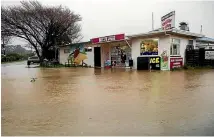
{"left": 199, "top": 48, "right": 205, "bottom": 67}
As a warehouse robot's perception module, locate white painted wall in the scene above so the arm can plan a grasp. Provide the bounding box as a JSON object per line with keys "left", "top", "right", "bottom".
{"left": 170, "top": 35, "right": 196, "bottom": 65}
{"left": 59, "top": 45, "right": 95, "bottom": 67}
{"left": 101, "top": 45, "right": 110, "bottom": 67}
{"left": 84, "top": 48, "right": 94, "bottom": 67}
{"left": 158, "top": 36, "right": 170, "bottom": 56}
{"left": 130, "top": 35, "right": 196, "bottom": 69}
{"left": 131, "top": 36, "right": 170, "bottom": 69}
{"left": 131, "top": 38, "right": 141, "bottom": 69}
{"left": 59, "top": 47, "right": 69, "bottom": 64}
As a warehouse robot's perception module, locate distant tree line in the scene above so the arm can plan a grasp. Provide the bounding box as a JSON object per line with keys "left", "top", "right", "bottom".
{"left": 1, "top": 44, "right": 35, "bottom": 62}
{"left": 1, "top": 53, "right": 34, "bottom": 63}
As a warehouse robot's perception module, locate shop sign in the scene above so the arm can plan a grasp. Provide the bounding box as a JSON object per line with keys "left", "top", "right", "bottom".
{"left": 170, "top": 57, "right": 183, "bottom": 69}
{"left": 91, "top": 34, "right": 125, "bottom": 44}
{"left": 160, "top": 50, "right": 169, "bottom": 70}
{"left": 150, "top": 57, "right": 160, "bottom": 64}
{"left": 150, "top": 57, "right": 160, "bottom": 70}
{"left": 205, "top": 51, "right": 214, "bottom": 60}
{"left": 161, "top": 11, "right": 175, "bottom": 30}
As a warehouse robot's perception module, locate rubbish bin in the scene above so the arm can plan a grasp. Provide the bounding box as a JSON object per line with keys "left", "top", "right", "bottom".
{"left": 129, "top": 59, "right": 133, "bottom": 67}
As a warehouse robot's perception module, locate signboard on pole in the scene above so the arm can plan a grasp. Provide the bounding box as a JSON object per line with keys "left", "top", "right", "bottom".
{"left": 205, "top": 51, "right": 214, "bottom": 60}
{"left": 91, "top": 34, "right": 125, "bottom": 44}
{"left": 161, "top": 11, "right": 175, "bottom": 30}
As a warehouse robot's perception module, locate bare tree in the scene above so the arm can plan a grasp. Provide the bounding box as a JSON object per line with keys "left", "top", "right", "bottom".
{"left": 1, "top": 26, "right": 12, "bottom": 55}
{"left": 1, "top": 1, "right": 82, "bottom": 62}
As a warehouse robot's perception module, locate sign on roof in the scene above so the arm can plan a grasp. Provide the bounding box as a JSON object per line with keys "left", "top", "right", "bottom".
{"left": 161, "top": 11, "right": 175, "bottom": 30}
{"left": 91, "top": 34, "right": 125, "bottom": 44}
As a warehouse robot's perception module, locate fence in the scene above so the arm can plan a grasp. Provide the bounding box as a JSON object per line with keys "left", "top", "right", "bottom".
{"left": 185, "top": 48, "right": 214, "bottom": 67}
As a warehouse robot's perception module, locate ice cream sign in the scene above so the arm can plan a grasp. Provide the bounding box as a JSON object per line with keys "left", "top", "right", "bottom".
{"left": 161, "top": 11, "right": 175, "bottom": 30}
{"left": 91, "top": 34, "right": 125, "bottom": 44}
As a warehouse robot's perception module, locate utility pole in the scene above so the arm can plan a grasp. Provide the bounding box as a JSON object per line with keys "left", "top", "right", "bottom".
{"left": 152, "top": 12, "right": 154, "bottom": 31}
{"left": 200, "top": 25, "right": 203, "bottom": 34}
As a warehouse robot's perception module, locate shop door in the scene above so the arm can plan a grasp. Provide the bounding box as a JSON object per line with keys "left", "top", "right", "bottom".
{"left": 94, "top": 47, "right": 101, "bottom": 67}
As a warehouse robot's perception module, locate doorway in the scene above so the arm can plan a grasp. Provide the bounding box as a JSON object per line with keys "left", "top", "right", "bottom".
{"left": 94, "top": 47, "right": 101, "bottom": 67}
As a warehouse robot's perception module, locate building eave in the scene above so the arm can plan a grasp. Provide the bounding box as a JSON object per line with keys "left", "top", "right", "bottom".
{"left": 59, "top": 41, "right": 91, "bottom": 48}
{"left": 127, "top": 28, "right": 204, "bottom": 39}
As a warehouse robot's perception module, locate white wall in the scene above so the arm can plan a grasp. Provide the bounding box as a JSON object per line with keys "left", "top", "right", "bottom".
{"left": 171, "top": 36, "right": 196, "bottom": 65}
{"left": 131, "top": 38, "right": 141, "bottom": 69}
{"left": 59, "top": 47, "right": 69, "bottom": 64}
{"left": 59, "top": 45, "right": 95, "bottom": 67}
{"left": 158, "top": 36, "right": 170, "bottom": 56}
{"left": 101, "top": 45, "right": 110, "bottom": 67}
{"left": 131, "top": 36, "right": 170, "bottom": 69}
{"left": 84, "top": 48, "right": 94, "bottom": 67}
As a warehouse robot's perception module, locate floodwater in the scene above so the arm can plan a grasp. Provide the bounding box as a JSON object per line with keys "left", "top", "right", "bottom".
{"left": 1, "top": 61, "right": 214, "bottom": 135}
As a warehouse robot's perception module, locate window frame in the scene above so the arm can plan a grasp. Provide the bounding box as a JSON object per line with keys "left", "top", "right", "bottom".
{"left": 85, "top": 47, "right": 92, "bottom": 52}
{"left": 188, "top": 39, "right": 194, "bottom": 45}
{"left": 170, "top": 38, "right": 181, "bottom": 56}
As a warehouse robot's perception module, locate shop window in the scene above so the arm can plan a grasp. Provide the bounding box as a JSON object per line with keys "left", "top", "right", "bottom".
{"left": 64, "top": 49, "right": 70, "bottom": 53}
{"left": 170, "top": 38, "right": 180, "bottom": 55}
{"left": 140, "top": 39, "right": 158, "bottom": 55}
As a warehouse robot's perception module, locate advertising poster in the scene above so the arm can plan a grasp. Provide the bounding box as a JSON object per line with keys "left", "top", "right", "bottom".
{"left": 170, "top": 57, "right": 183, "bottom": 69}
{"left": 140, "top": 39, "right": 158, "bottom": 55}
{"left": 205, "top": 51, "right": 214, "bottom": 60}
{"left": 68, "top": 44, "right": 88, "bottom": 65}
{"left": 149, "top": 57, "right": 160, "bottom": 70}
{"left": 160, "top": 50, "right": 169, "bottom": 70}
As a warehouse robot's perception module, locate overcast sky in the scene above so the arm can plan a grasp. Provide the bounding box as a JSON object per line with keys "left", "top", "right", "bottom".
{"left": 2, "top": 0, "right": 214, "bottom": 45}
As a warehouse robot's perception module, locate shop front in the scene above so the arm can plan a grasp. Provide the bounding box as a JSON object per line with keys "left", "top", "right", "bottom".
{"left": 91, "top": 34, "right": 132, "bottom": 68}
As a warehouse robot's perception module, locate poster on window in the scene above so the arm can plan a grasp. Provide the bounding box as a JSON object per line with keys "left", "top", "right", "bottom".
{"left": 205, "top": 51, "right": 214, "bottom": 60}
{"left": 140, "top": 39, "right": 158, "bottom": 55}
{"left": 160, "top": 50, "right": 169, "bottom": 70}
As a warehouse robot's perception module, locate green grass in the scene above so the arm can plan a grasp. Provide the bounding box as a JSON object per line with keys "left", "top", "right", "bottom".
{"left": 40, "top": 63, "right": 65, "bottom": 68}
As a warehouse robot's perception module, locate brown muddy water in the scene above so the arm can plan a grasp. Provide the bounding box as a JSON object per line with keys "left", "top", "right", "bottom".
{"left": 1, "top": 61, "right": 214, "bottom": 135}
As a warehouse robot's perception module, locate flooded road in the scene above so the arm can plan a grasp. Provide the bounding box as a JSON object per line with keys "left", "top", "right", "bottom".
{"left": 2, "top": 61, "right": 214, "bottom": 135}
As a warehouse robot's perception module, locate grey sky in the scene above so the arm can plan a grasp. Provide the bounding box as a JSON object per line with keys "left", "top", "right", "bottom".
{"left": 2, "top": 0, "right": 214, "bottom": 45}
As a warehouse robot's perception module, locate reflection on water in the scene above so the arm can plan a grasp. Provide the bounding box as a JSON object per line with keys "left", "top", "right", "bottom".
{"left": 1, "top": 62, "right": 214, "bottom": 135}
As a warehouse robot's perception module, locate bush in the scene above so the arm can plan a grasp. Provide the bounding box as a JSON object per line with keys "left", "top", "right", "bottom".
{"left": 1, "top": 53, "right": 32, "bottom": 62}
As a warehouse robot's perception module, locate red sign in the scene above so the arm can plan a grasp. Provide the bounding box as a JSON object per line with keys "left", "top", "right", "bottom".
{"left": 170, "top": 57, "right": 183, "bottom": 69}
{"left": 91, "top": 34, "right": 125, "bottom": 44}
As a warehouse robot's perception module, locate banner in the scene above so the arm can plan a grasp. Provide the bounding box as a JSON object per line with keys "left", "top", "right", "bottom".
{"left": 160, "top": 50, "right": 169, "bottom": 70}
{"left": 91, "top": 34, "right": 125, "bottom": 44}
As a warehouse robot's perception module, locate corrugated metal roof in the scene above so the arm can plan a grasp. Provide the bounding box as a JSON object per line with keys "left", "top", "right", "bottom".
{"left": 196, "top": 37, "right": 214, "bottom": 43}
{"left": 127, "top": 28, "right": 204, "bottom": 38}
